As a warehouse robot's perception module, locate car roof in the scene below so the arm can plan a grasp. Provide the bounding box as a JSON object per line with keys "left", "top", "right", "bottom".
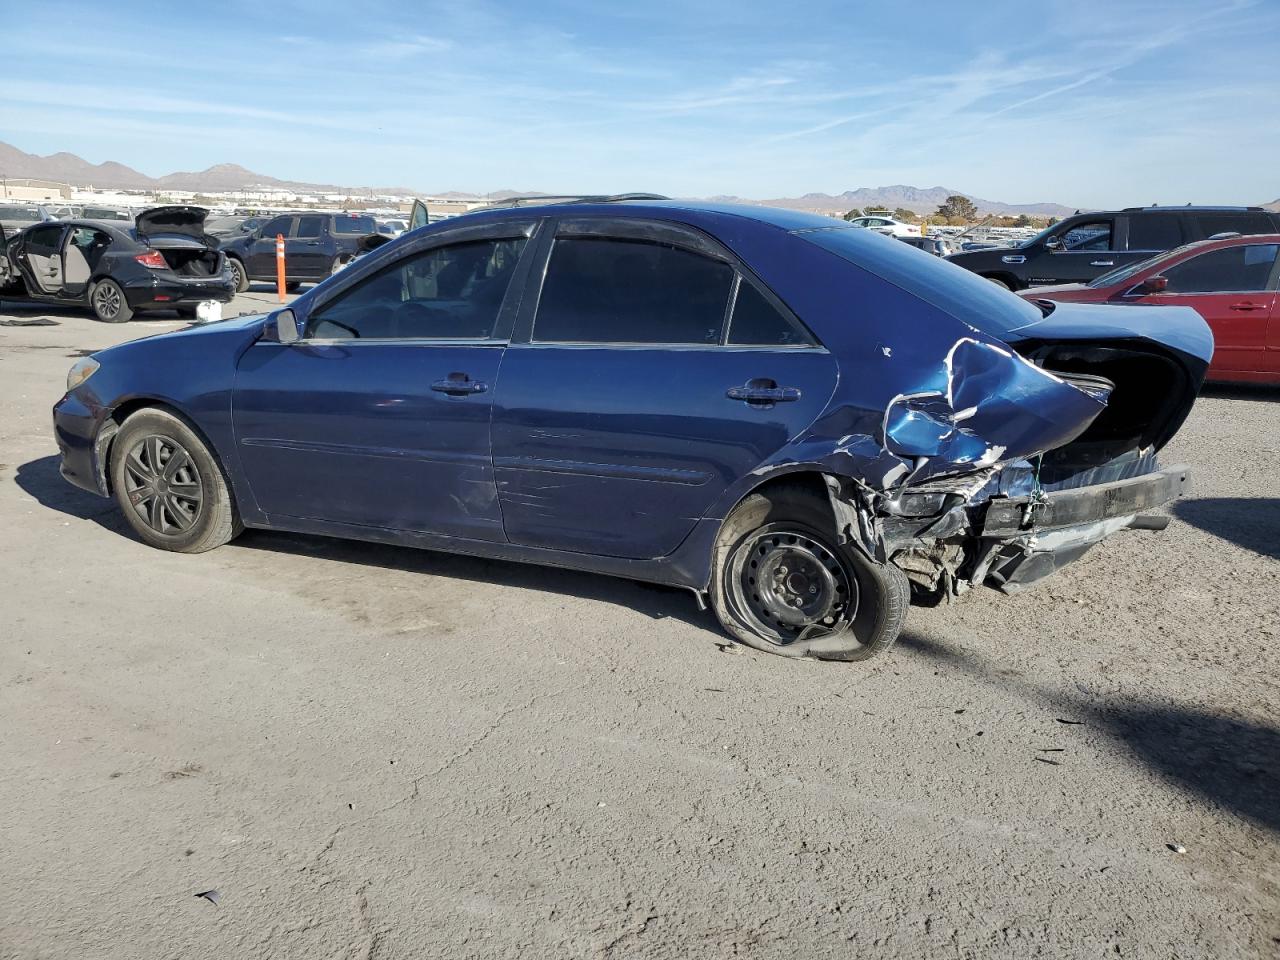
{"left": 1119, "top": 205, "right": 1269, "bottom": 213}
{"left": 454, "top": 199, "right": 850, "bottom": 234}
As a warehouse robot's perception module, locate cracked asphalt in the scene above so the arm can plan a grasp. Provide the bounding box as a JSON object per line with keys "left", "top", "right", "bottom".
{"left": 1, "top": 292, "right": 1278, "bottom": 958}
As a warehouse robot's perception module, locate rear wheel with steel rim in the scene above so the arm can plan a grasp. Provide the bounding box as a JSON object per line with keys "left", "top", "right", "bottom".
{"left": 109, "top": 408, "right": 241, "bottom": 553}
{"left": 90, "top": 279, "right": 133, "bottom": 323}
{"left": 709, "top": 483, "right": 908, "bottom": 661}
{"left": 727, "top": 524, "right": 859, "bottom": 645}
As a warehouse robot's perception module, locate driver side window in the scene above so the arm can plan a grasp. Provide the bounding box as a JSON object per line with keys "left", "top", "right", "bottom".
{"left": 306, "top": 237, "right": 528, "bottom": 340}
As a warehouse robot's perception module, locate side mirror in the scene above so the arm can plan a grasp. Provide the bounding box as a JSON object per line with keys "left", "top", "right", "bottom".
{"left": 1137, "top": 275, "right": 1169, "bottom": 294}
{"left": 1044, "top": 236, "right": 1064, "bottom": 252}
{"left": 274, "top": 308, "right": 300, "bottom": 343}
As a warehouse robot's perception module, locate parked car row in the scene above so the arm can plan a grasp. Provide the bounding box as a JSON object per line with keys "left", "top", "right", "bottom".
{"left": 945, "top": 205, "right": 1280, "bottom": 290}
{"left": 1017, "top": 233, "right": 1280, "bottom": 384}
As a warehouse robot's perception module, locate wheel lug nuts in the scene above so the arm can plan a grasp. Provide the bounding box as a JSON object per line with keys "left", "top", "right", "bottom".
{"left": 809, "top": 586, "right": 817, "bottom": 594}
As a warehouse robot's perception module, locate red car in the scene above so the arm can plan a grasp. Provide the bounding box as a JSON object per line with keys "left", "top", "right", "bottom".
{"left": 1018, "top": 234, "right": 1280, "bottom": 384}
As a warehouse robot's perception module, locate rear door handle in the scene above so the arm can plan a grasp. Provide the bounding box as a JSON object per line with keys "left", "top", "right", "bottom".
{"left": 1229, "top": 302, "right": 1265, "bottom": 311}
{"left": 1090, "top": 260, "right": 1114, "bottom": 267}
{"left": 727, "top": 380, "right": 801, "bottom": 405}
{"left": 431, "top": 373, "right": 488, "bottom": 396}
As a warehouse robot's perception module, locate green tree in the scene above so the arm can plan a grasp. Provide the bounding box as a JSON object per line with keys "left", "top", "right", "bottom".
{"left": 841, "top": 208, "right": 863, "bottom": 221}
{"left": 1013, "top": 214, "right": 1032, "bottom": 227}
{"left": 936, "top": 195, "right": 978, "bottom": 222}
{"left": 865, "top": 206, "right": 891, "bottom": 217}
{"left": 892, "top": 208, "right": 918, "bottom": 222}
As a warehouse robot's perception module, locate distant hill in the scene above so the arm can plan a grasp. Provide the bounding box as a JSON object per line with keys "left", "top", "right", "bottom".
{"left": 0, "top": 141, "right": 415, "bottom": 195}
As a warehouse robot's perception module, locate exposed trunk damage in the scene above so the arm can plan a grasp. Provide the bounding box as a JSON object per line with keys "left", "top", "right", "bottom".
{"left": 815, "top": 305, "right": 1211, "bottom": 601}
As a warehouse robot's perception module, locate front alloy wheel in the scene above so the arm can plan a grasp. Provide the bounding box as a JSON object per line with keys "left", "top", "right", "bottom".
{"left": 120, "top": 435, "right": 203, "bottom": 535}
{"left": 109, "top": 408, "right": 241, "bottom": 553}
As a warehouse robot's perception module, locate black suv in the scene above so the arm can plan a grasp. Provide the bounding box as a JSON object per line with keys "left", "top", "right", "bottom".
{"left": 219, "top": 212, "right": 379, "bottom": 291}
{"left": 946, "top": 206, "right": 1280, "bottom": 290}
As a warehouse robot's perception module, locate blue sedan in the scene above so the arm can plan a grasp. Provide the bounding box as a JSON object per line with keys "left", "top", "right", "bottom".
{"left": 53, "top": 199, "right": 1212, "bottom": 660}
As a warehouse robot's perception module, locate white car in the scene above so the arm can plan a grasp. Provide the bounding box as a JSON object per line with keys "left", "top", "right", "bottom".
{"left": 846, "top": 215, "right": 921, "bottom": 238}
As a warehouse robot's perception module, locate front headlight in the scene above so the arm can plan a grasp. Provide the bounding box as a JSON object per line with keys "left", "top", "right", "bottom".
{"left": 66, "top": 356, "right": 100, "bottom": 392}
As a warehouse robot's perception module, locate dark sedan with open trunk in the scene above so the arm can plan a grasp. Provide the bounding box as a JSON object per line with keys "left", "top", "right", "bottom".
{"left": 0, "top": 206, "right": 235, "bottom": 322}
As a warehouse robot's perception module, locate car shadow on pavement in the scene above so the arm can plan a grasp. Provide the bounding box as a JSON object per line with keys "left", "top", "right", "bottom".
{"left": 230, "top": 528, "right": 717, "bottom": 632}
{"left": 13, "top": 456, "right": 126, "bottom": 530}
{"left": 1172, "top": 497, "right": 1280, "bottom": 560}
{"left": 13, "top": 455, "right": 716, "bottom": 633}
{"left": 897, "top": 630, "right": 1279, "bottom": 834}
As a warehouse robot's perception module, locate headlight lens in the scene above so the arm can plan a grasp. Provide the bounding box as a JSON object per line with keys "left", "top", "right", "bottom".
{"left": 66, "top": 356, "right": 100, "bottom": 392}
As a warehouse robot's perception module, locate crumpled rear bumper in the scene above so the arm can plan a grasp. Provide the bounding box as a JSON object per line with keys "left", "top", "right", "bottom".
{"left": 976, "top": 464, "right": 1189, "bottom": 592}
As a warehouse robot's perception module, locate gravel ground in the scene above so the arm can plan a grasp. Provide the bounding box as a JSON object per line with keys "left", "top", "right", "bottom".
{"left": 1, "top": 293, "right": 1277, "bottom": 959}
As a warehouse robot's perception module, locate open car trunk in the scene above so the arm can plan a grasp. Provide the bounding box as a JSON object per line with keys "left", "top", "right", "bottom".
{"left": 157, "top": 246, "right": 224, "bottom": 277}
{"left": 1002, "top": 301, "right": 1212, "bottom": 490}
{"left": 867, "top": 300, "right": 1213, "bottom": 600}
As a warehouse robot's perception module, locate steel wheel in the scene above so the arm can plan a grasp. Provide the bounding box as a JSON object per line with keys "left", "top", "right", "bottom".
{"left": 93, "top": 282, "right": 123, "bottom": 320}
{"left": 120, "top": 434, "right": 204, "bottom": 535}
{"left": 725, "top": 523, "right": 859, "bottom": 646}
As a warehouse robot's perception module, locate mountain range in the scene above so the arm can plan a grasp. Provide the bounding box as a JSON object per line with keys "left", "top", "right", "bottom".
{"left": 5, "top": 139, "right": 1268, "bottom": 217}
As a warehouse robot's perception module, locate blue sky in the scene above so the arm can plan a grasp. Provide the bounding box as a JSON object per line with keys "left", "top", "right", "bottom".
{"left": 2, "top": 0, "right": 1276, "bottom": 206}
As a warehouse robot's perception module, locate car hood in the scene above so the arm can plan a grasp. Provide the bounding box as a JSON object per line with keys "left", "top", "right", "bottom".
{"left": 136, "top": 205, "right": 210, "bottom": 242}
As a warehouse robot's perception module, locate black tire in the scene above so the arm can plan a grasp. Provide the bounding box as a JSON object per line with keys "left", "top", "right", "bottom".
{"left": 709, "top": 484, "right": 908, "bottom": 661}
{"left": 985, "top": 275, "right": 1013, "bottom": 291}
{"left": 227, "top": 257, "right": 249, "bottom": 293}
{"left": 89, "top": 279, "right": 134, "bottom": 323}
{"left": 109, "top": 408, "right": 242, "bottom": 553}
{"left": 285, "top": 281, "right": 302, "bottom": 293}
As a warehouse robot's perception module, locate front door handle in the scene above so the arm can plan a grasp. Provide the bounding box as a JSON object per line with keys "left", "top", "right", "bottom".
{"left": 431, "top": 373, "right": 488, "bottom": 396}
{"left": 1090, "top": 260, "right": 1114, "bottom": 267}
{"left": 1229, "top": 302, "right": 1265, "bottom": 311}
{"left": 727, "top": 379, "right": 801, "bottom": 406}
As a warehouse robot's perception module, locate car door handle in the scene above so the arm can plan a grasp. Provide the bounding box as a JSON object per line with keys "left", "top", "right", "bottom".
{"left": 727, "top": 381, "right": 801, "bottom": 404}
{"left": 431, "top": 374, "right": 488, "bottom": 396}
{"left": 1090, "top": 260, "right": 1114, "bottom": 267}
{"left": 1229, "top": 302, "right": 1265, "bottom": 311}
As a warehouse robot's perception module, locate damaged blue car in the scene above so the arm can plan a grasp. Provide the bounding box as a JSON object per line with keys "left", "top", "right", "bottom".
{"left": 53, "top": 199, "right": 1211, "bottom": 661}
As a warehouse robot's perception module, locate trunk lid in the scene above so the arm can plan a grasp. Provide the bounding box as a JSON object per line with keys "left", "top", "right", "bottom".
{"left": 136, "top": 206, "right": 211, "bottom": 244}
{"left": 999, "top": 300, "right": 1213, "bottom": 462}
{"left": 1004, "top": 300, "right": 1213, "bottom": 375}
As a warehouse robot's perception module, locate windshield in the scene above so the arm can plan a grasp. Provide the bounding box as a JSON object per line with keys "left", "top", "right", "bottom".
{"left": 1018, "top": 223, "right": 1059, "bottom": 248}
{"left": 83, "top": 207, "right": 130, "bottom": 220}
{"left": 0, "top": 206, "right": 43, "bottom": 222}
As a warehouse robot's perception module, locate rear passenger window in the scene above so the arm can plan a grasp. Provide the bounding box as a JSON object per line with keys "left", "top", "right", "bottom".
{"left": 307, "top": 237, "right": 527, "bottom": 340}
{"left": 1196, "top": 214, "right": 1270, "bottom": 238}
{"left": 728, "top": 279, "right": 814, "bottom": 346}
{"left": 295, "top": 216, "right": 324, "bottom": 239}
{"left": 1127, "top": 216, "right": 1183, "bottom": 251}
{"left": 534, "top": 237, "right": 733, "bottom": 344}
{"left": 1162, "top": 244, "right": 1278, "bottom": 293}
